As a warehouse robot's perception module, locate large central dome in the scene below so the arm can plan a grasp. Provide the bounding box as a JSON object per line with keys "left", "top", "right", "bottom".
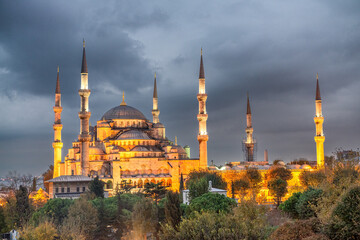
{"left": 102, "top": 105, "right": 147, "bottom": 120}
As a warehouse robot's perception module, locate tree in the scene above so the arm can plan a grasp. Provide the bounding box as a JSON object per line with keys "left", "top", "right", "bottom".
{"left": 186, "top": 170, "right": 227, "bottom": 190}
{"left": 31, "top": 177, "right": 37, "bottom": 192}
{"left": 20, "top": 221, "right": 58, "bottom": 240}
{"left": 93, "top": 199, "right": 113, "bottom": 240}
{"left": 188, "top": 177, "right": 209, "bottom": 201}
{"left": 233, "top": 177, "right": 250, "bottom": 200}
{"left": 300, "top": 171, "right": 327, "bottom": 188}
{"left": 328, "top": 186, "right": 360, "bottom": 239}
{"left": 332, "top": 165, "right": 359, "bottom": 186}
{"left": 267, "top": 167, "right": 293, "bottom": 182}
{"left": 89, "top": 176, "right": 105, "bottom": 198}
{"left": 60, "top": 197, "right": 99, "bottom": 240}
{"left": 279, "top": 192, "right": 302, "bottom": 218}
{"left": 164, "top": 191, "right": 181, "bottom": 230}
{"left": 144, "top": 182, "right": 167, "bottom": 206}
{"left": 161, "top": 202, "right": 272, "bottom": 240}
{"left": 268, "top": 177, "right": 288, "bottom": 206}
{"left": 0, "top": 207, "right": 8, "bottom": 233}
{"left": 15, "top": 185, "right": 32, "bottom": 227}
{"left": 1, "top": 171, "right": 34, "bottom": 193}
{"left": 186, "top": 193, "right": 236, "bottom": 216}
{"left": 296, "top": 188, "right": 323, "bottom": 219}
{"left": 245, "top": 168, "right": 263, "bottom": 199}
{"left": 42, "top": 165, "right": 54, "bottom": 193}
{"left": 270, "top": 218, "right": 326, "bottom": 240}
{"left": 131, "top": 198, "right": 157, "bottom": 240}
{"left": 31, "top": 198, "right": 73, "bottom": 227}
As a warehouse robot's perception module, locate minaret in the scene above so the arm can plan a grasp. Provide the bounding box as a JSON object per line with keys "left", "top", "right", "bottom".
{"left": 244, "top": 93, "right": 255, "bottom": 161}
{"left": 152, "top": 72, "right": 160, "bottom": 123}
{"left": 197, "top": 49, "right": 208, "bottom": 168}
{"left": 53, "top": 66, "right": 63, "bottom": 178}
{"left": 314, "top": 73, "right": 325, "bottom": 168}
{"left": 78, "top": 40, "right": 91, "bottom": 176}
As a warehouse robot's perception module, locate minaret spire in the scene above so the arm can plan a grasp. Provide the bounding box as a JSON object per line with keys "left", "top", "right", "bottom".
{"left": 81, "top": 39, "right": 88, "bottom": 74}
{"left": 314, "top": 73, "right": 325, "bottom": 168}
{"left": 78, "top": 40, "right": 91, "bottom": 176}
{"left": 316, "top": 73, "right": 321, "bottom": 101}
{"left": 244, "top": 92, "right": 255, "bottom": 161}
{"left": 152, "top": 73, "right": 160, "bottom": 124}
{"left": 55, "top": 66, "right": 60, "bottom": 94}
{"left": 53, "top": 66, "right": 63, "bottom": 178}
{"left": 197, "top": 48, "right": 208, "bottom": 168}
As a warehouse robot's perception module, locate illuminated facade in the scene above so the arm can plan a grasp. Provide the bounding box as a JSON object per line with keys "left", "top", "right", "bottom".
{"left": 314, "top": 73, "right": 325, "bottom": 168}
{"left": 52, "top": 43, "right": 207, "bottom": 193}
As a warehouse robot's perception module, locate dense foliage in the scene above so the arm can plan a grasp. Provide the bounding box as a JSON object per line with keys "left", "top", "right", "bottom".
{"left": 89, "top": 176, "right": 105, "bottom": 198}
{"left": 186, "top": 193, "right": 236, "bottom": 216}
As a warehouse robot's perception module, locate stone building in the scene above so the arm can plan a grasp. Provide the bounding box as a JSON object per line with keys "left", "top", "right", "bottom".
{"left": 50, "top": 42, "right": 208, "bottom": 195}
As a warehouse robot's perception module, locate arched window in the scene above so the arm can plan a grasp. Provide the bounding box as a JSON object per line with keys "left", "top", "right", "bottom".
{"left": 151, "top": 179, "right": 156, "bottom": 184}
{"left": 106, "top": 180, "right": 113, "bottom": 189}
{"left": 167, "top": 179, "right": 172, "bottom": 187}
{"left": 138, "top": 180, "right": 143, "bottom": 188}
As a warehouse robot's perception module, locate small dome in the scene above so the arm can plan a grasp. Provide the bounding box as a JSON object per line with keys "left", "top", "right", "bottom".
{"left": 117, "top": 130, "right": 150, "bottom": 140}
{"left": 102, "top": 105, "right": 147, "bottom": 120}
{"left": 131, "top": 146, "right": 149, "bottom": 152}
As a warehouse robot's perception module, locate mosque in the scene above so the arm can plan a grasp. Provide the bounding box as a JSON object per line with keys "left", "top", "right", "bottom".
{"left": 49, "top": 41, "right": 325, "bottom": 199}
{"left": 50, "top": 41, "right": 208, "bottom": 196}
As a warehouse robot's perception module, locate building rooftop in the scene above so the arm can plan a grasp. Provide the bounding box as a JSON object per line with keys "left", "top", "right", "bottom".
{"left": 48, "top": 175, "right": 92, "bottom": 183}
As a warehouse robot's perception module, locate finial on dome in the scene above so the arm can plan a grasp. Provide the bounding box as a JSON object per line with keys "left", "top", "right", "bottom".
{"left": 83, "top": 38, "right": 85, "bottom": 48}
{"left": 120, "top": 91, "right": 127, "bottom": 106}
{"left": 175, "top": 136, "right": 177, "bottom": 145}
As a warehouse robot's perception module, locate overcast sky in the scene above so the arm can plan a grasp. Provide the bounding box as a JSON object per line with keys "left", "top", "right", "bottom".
{"left": 1, "top": 0, "right": 360, "bottom": 176}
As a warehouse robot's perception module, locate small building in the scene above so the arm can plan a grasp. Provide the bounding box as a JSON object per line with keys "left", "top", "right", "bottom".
{"left": 182, "top": 181, "right": 227, "bottom": 205}
{"left": 47, "top": 175, "right": 93, "bottom": 199}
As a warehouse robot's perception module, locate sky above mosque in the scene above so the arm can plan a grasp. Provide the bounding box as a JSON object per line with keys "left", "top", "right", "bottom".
{"left": 1, "top": 0, "right": 360, "bottom": 176}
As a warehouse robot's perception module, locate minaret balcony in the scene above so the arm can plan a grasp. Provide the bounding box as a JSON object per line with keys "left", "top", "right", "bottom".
{"left": 78, "top": 89, "right": 91, "bottom": 97}
{"left": 52, "top": 142, "right": 63, "bottom": 148}
{"left": 197, "top": 94, "right": 208, "bottom": 101}
{"left": 198, "top": 135, "right": 209, "bottom": 141}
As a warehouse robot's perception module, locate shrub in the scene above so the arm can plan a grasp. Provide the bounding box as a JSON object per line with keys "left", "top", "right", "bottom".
{"left": 296, "top": 188, "right": 323, "bottom": 219}
{"left": 186, "top": 193, "right": 236, "bottom": 216}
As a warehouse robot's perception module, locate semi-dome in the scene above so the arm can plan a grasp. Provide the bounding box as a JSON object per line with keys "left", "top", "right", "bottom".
{"left": 117, "top": 130, "right": 150, "bottom": 140}
{"left": 102, "top": 105, "right": 147, "bottom": 120}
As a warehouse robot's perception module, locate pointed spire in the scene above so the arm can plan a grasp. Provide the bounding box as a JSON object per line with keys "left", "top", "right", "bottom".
{"left": 153, "top": 72, "right": 158, "bottom": 98}
{"left": 120, "top": 91, "right": 127, "bottom": 106}
{"left": 55, "top": 66, "right": 60, "bottom": 94}
{"left": 199, "top": 48, "right": 205, "bottom": 79}
{"left": 81, "top": 39, "right": 88, "bottom": 73}
{"left": 316, "top": 73, "right": 321, "bottom": 100}
{"left": 247, "top": 92, "right": 251, "bottom": 114}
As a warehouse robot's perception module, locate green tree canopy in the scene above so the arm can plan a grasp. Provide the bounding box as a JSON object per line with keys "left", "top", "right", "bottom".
{"left": 161, "top": 201, "right": 272, "bottom": 240}
{"left": 268, "top": 177, "right": 288, "bottom": 206}
{"left": 31, "top": 198, "right": 73, "bottom": 227}
{"left": 188, "top": 177, "right": 209, "bottom": 201}
{"left": 15, "top": 185, "right": 32, "bottom": 227}
{"left": 89, "top": 176, "right": 105, "bottom": 198}
{"left": 296, "top": 188, "right": 323, "bottom": 219}
{"left": 300, "top": 171, "right": 327, "bottom": 188}
{"left": 186, "top": 193, "right": 236, "bottom": 216}
{"left": 267, "top": 167, "right": 293, "bottom": 182}
{"left": 186, "top": 170, "right": 227, "bottom": 190}
{"left": 279, "top": 192, "right": 302, "bottom": 218}
{"left": 60, "top": 197, "right": 99, "bottom": 240}
{"left": 328, "top": 186, "right": 360, "bottom": 239}
{"left": 164, "top": 191, "right": 181, "bottom": 230}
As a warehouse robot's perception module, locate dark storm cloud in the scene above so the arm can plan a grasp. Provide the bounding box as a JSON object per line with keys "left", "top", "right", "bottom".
{"left": 1, "top": 0, "right": 360, "bottom": 175}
